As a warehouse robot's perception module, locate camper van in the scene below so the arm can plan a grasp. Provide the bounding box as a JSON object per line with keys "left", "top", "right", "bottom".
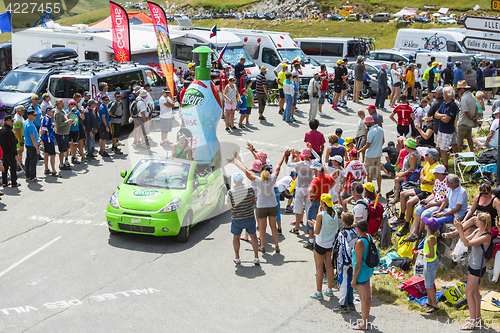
{"left": 220, "top": 28, "right": 333, "bottom": 86}
{"left": 416, "top": 51, "right": 478, "bottom": 89}
{"left": 394, "top": 29, "right": 475, "bottom": 54}
{"left": 295, "top": 37, "right": 371, "bottom": 64}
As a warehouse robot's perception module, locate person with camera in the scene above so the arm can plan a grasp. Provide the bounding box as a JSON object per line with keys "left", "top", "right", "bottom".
{"left": 307, "top": 73, "right": 321, "bottom": 121}
{"left": 354, "top": 56, "right": 366, "bottom": 103}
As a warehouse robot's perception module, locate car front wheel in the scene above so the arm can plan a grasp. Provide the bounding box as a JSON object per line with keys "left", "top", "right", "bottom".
{"left": 177, "top": 212, "right": 192, "bottom": 243}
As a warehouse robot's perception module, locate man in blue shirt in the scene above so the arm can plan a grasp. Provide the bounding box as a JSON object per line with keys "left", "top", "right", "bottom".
{"left": 66, "top": 99, "right": 82, "bottom": 164}
{"left": 358, "top": 115, "right": 385, "bottom": 193}
{"left": 28, "top": 94, "right": 43, "bottom": 160}
{"left": 435, "top": 86, "right": 459, "bottom": 169}
{"left": 40, "top": 106, "right": 60, "bottom": 177}
{"left": 23, "top": 110, "right": 40, "bottom": 181}
{"left": 99, "top": 95, "right": 111, "bottom": 157}
{"left": 453, "top": 61, "right": 463, "bottom": 87}
{"left": 431, "top": 174, "right": 467, "bottom": 227}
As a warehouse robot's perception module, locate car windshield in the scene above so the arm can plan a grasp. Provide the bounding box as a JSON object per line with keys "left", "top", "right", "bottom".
{"left": 218, "top": 47, "right": 255, "bottom": 67}
{"left": 126, "top": 159, "right": 191, "bottom": 189}
{"left": 278, "top": 49, "right": 310, "bottom": 64}
{"left": 0, "top": 71, "right": 45, "bottom": 93}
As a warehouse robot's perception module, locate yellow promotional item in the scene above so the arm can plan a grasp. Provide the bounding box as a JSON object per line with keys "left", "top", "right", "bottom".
{"left": 443, "top": 281, "right": 468, "bottom": 309}
{"left": 289, "top": 179, "right": 296, "bottom": 195}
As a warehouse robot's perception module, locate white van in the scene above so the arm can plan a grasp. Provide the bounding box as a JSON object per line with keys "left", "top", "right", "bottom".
{"left": 47, "top": 62, "right": 166, "bottom": 126}
{"left": 394, "top": 28, "right": 475, "bottom": 54}
{"left": 295, "top": 37, "right": 369, "bottom": 64}
{"left": 416, "top": 51, "right": 479, "bottom": 89}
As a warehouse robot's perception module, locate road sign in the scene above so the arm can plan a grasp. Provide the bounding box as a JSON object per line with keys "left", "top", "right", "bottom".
{"left": 462, "top": 36, "right": 500, "bottom": 54}
{"left": 493, "top": 0, "right": 500, "bottom": 11}
{"left": 464, "top": 15, "right": 500, "bottom": 32}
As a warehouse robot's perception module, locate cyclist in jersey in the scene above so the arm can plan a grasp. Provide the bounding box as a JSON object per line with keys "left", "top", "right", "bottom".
{"left": 390, "top": 94, "right": 413, "bottom": 139}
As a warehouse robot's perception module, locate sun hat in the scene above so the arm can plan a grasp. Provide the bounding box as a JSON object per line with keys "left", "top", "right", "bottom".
{"left": 256, "top": 152, "right": 267, "bottom": 164}
{"left": 302, "top": 147, "right": 312, "bottom": 157}
{"left": 250, "top": 159, "right": 263, "bottom": 172}
{"left": 228, "top": 75, "right": 235, "bottom": 80}
{"left": 260, "top": 66, "right": 267, "bottom": 71}
{"left": 404, "top": 138, "right": 417, "bottom": 149}
{"left": 68, "top": 99, "right": 77, "bottom": 105}
{"left": 363, "top": 182, "right": 375, "bottom": 193}
{"left": 364, "top": 115, "right": 375, "bottom": 123}
{"left": 423, "top": 217, "right": 439, "bottom": 232}
{"left": 425, "top": 148, "right": 439, "bottom": 157}
{"left": 282, "top": 58, "right": 290, "bottom": 63}
{"left": 329, "top": 155, "right": 343, "bottom": 164}
{"left": 163, "top": 87, "right": 171, "bottom": 92}
{"left": 456, "top": 80, "right": 470, "bottom": 89}
{"left": 430, "top": 164, "right": 447, "bottom": 174}
{"left": 344, "top": 137, "right": 354, "bottom": 145}
{"left": 140, "top": 89, "right": 148, "bottom": 97}
{"left": 313, "top": 72, "right": 320, "bottom": 77}
{"left": 133, "top": 86, "right": 142, "bottom": 93}
{"left": 232, "top": 173, "right": 244, "bottom": 183}
{"left": 438, "top": 62, "right": 442, "bottom": 66}
{"left": 223, "top": 64, "right": 230, "bottom": 69}
{"left": 321, "top": 193, "right": 334, "bottom": 207}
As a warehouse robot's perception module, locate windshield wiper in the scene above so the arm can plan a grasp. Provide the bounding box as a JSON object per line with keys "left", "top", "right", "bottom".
{"left": 3, "top": 88, "right": 24, "bottom": 93}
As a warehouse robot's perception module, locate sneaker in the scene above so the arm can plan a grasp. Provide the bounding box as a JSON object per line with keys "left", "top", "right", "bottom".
{"left": 253, "top": 258, "right": 260, "bottom": 266}
{"left": 309, "top": 291, "right": 323, "bottom": 300}
{"left": 233, "top": 258, "right": 241, "bottom": 264}
{"left": 226, "top": 127, "right": 231, "bottom": 132}
{"left": 64, "top": 160, "right": 70, "bottom": 167}
{"left": 258, "top": 116, "right": 266, "bottom": 120}
{"left": 332, "top": 104, "right": 339, "bottom": 110}
{"left": 319, "top": 111, "right": 326, "bottom": 116}
{"left": 11, "top": 182, "right": 21, "bottom": 187}
{"left": 390, "top": 219, "right": 406, "bottom": 228}
{"left": 285, "top": 205, "right": 293, "bottom": 213}
{"left": 29, "top": 178, "right": 41, "bottom": 182}
{"left": 80, "top": 157, "right": 88, "bottom": 163}
{"left": 347, "top": 303, "right": 356, "bottom": 311}
{"left": 116, "top": 141, "right": 125, "bottom": 146}
{"left": 303, "top": 242, "right": 314, "bottom": 249}
{"left": 71, "top": 157, "right": 80, "bottom": 164}
{"left": 396, "top": 223, "right": 411, "bottom": 237}
{"left": 333, "top": 305, "right": 349, "bottom": 313}
{"left": 324, "top": 289, "right": 334, "bottom": 297}
{"left": 239, "top": 123, "right": 245, "bottom": 129}
{"left": 60, "top": 164, "right": 71, "bottom": 170}
{"left": 279, "top": 109, "right": 284, "bottom": 115}
{"left": 113, "top": 148, "right": 123, "bottom": 155}
{"left": 231, "top": 126, "right": 237, "bottom": 130}
{"left": 101, "top": 151, "right": 110, "bottom": 158}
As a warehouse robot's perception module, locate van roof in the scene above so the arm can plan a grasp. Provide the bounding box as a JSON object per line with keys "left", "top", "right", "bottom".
{"left": 222, "top": 28, "right": 298, "bottom": 49}
{"left": 48, "top": 62, "right": 153, "bottom": 78}
{"left": 295, "top": 37, "right": 355, "bottom": 42}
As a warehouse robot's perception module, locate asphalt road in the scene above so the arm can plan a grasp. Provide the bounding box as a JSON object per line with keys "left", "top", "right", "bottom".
{"left": 0, "top": 98, "right": 473, "bottom": 332}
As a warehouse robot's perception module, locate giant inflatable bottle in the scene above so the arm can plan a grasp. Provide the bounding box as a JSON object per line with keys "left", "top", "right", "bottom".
{"left": 180, "top": 46, "right": 223, "bottom": 167}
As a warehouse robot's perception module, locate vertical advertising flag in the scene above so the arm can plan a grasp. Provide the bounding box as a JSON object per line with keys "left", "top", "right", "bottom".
{"left": 109, "top": 1, "right": 131, "bottom": 62}
{"left": 147, "top": 1, "right": 175, "bottom": 97}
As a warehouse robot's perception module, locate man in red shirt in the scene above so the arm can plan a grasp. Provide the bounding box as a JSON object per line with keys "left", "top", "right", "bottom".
{"left": 304, "top": 163, "right": 334, "bottom": 248}
{"left": 318, "top": 65, "right": 329, "bottom": 116}
{"left": 304, "top": 119, "right": 326, "bottom": 159}
{"left": 389, "top": 94, "right": 412, "bottom": 138}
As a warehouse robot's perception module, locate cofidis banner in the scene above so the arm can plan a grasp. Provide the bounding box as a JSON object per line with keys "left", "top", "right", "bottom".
{"left": 147, "top": 1, "right": 175, "bottom": 97}
{"left": 109, "top": 1, "right": 131, "bottom": 62}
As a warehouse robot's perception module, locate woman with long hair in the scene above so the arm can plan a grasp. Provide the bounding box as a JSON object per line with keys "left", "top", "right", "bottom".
{"left": 454, "top": 213, "right": 492, "bottom": 330}
{"left": 389, "top": 63, "right": 401, "bottom": 108}
{"left": 308, "top": 194, "right": 338, "bottom": 300}
{"left": 228, "top": 149, "right": 289, "bottom": 253}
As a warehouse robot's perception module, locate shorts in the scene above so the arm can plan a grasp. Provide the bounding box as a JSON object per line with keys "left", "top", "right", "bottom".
{"left": 397, "top": 124, "right": 410, "bottom": 137}
{"left": 99, "top": 124, "right": 109, "bottom": 140}
{"left": 356, "top": 279, "right": 370, "bottom": 285}
{"left": 415, "top": 188, "right": 431, "bottom": 200}
{"left": 293, "top": 187, "right": 311, "bottom": 214}
{"left": 78, "top": 124, "right": 85, "bottom": 141}
{"left": 43, "top": 141, "right": 56, "bottom": 156}
{"left": 54, "top": 133, "right": 69, "bottom": 153}
{"left": 415, "top": 82, "right": 422, "bottom": 90}
{"left": 239, "top": 109, "right": 247, "bottom": 115}
{"left": 475, "top": 137, "right": 498, "bottom": 148}
{"left": 225, "top": 102, "right": 237, "bottom": 110}
{"left": 278, "top": 88, "right": 285, "bottom": 99}
{"left": 384, "top": 162, "right": 395, "bottom": 173}
{"left": 255, "top": 205, "right": 279, "bottom": 218}
{"left": 334, "top": 83, "right": 342, "bottom": 94}
{"left": 428, "top": 83, "right": 435, "bottom": 92}
{"left": 393, "top": 82, "right": 402, "bottom": 88}
{"left": 354, "top": 80, "right": 363, "bottom": 91}
{"left": 307, "top": 200, "right": 321, "bottom": 231}
{"left": 314, "top": 243, "right": 333, "bottom": 255}
{"left": 319, "top": 90, "right": 326, "bottom": 105}
{"left": 247, "top": 106, "right": 252, "bottom": 115}
{"left": 365, "top": 157, "right": 381, "bottom": 176}
{"left": 451, "top": 132, "right": 457, "bottom": 145}
{"left": 456, "top": 124, "right": 472, "bottom": 142}
{"left": 160, "top": 118, "right": 172, "bottom": 133}
{"left": 111, "top": 123, "right": 122, "bottom": 138}
{"left": 468, "top": 265, "right": 486, "bottom": 278}
{"left": 341, "top": 83, "right": 347, "bottom": 91}
{"left": 424, "top": 258, "right": 439, "bottom": 289}
{"left": 292, "top": 95, "right": 297, "bottom": 106}
{"left": 231, "top": 217, "right": 257, "bottom": 235}
{"left": 69, "top": 130, "right": 79, "bottom": 143}
{"left": 436, "top": 132, "right": 453, "bottom": 151}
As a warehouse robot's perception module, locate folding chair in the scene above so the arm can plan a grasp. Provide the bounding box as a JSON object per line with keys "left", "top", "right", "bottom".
{"left": 454, "top": 152, "right": 482, "bottom": 182}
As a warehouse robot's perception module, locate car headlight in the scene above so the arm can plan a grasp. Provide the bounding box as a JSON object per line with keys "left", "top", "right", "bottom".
{"left": 109, "top": 190, "right": 120, "bottom": 209}
{"left": 158, "top": 197, "right": 181, "bottom": 214}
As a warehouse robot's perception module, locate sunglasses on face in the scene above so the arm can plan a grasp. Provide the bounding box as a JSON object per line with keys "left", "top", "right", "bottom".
{"left": 69, "top": 103, "right": 76, "bottom": 106}
{"left": 480, "top": 192, "right": 490, "bottom": 195}
{"left": 33, "top": 98, "right": 39, "bottom": 100}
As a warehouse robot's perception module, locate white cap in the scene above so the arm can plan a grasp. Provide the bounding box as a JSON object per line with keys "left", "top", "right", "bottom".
{"left": 430, "top": 164, "right": 447, "bottom": 174}
{"left": 493, "top": 108, "right": 500, "bottom": 115}
{"left": 140, "top": 89, "right": 148, "bottom": 97}
{"left": 282, "top": 58, "right": 290, "bottom": 63}
{"left": 223, "top": 64, "right": 230, "bottom": 69}
{"left": 232, "top": 173, "right": 244, "bottom": 183}
{"left": 329, "top": 155, "right": 343, "bottom": 164}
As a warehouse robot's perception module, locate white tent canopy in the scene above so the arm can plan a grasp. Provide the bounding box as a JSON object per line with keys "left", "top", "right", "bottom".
{"left": 393, "top": 7, "right": 418, "bottom": 18}
{"left": 438, "top": 7, "right": 449, "bottom": 14}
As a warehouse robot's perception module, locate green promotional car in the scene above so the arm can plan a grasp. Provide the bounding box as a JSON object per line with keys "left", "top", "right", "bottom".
{"left": 106, "top": 158, "right": 227, "bottom": 242}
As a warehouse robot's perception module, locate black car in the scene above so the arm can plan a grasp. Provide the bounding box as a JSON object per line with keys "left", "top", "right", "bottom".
{"left": 329, "top": 14, "right": 344, "bottom": 21}
{"left": 255, "top": 13, "right": 265, "bottom": 20}
{"left": 456, "top": 17, "right": 465, "bottom": 25}
{"left": 265, "top": 13, "right": 276, "bottom": 20}
{"left": 413, "top": 16, "right": 431, "bottom": 23}
{"left": 214, "top": 13, "right": 223, "bottom": 19}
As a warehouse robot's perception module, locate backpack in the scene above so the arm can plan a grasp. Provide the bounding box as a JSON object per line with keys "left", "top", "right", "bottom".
{"left": 130, "top": 97, "right": 140, "bottom": 117}
{"left": 477, "top": 148, "right": 498, "bottom": 164}
{"left": 361, "top": 235, "right": 380, "bottom": 268}
{"left": 108, "top": 100, "right": 117, "bottom": 115}
{"left": 480, "top": 232, "right": 494, "bottom": 260}
{"left": 356, "top": 199, "right": 384, "bottom": 235}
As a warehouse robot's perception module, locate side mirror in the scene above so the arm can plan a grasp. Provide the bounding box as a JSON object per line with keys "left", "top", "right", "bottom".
{"left": 120, "top": 170, "right": 127, "bottom": 178}
{"left": 198, "top": 177, "right": 208, "bottom": 185}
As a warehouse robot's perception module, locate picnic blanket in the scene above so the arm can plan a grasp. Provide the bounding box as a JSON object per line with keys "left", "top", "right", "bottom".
{"left": 408, "top": 291, "right": 446, "bottom": 306}
{"left": 481, "top": 291, "right": 500, "bottom": 312}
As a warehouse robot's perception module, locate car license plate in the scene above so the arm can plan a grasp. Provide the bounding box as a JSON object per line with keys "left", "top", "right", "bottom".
{"left": 122, "top": 216, "right": 150, "bottom": 225}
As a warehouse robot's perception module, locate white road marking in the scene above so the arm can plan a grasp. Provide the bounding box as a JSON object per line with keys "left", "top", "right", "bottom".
{"left": 0, "top": 236, "right": 62, "bottom": 279}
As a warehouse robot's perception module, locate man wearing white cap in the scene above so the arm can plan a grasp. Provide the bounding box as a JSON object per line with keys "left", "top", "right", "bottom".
{"left": 273, "top": 57, "right": 290, "bottom": 79}
{"left": 134, "top": 89, "right": 150, "bottom": 148}
{"left": 227, "top": 172, "right": 260, "bottom": 265}
{"left": 474, "top": 108, "right": 500, "bottom": 148}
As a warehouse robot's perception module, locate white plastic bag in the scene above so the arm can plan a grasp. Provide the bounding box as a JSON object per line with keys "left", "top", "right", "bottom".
{"left": 414, "top": 253, "right": 427, "bottom": 279}
{"left": 493, "top": 254, "right": 500, "bottom": 282}
{"left": 451, "top": 239, "right": 468, "bottom": 262}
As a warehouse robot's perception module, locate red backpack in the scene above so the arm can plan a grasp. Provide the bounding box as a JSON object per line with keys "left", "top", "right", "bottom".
{"left": 356, "top": 199, "right": 384, "bottom": 235}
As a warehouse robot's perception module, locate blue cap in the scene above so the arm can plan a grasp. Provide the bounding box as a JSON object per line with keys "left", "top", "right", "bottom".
{"left": 448, "top": 62, "right": 455, "bottom": 67}
{"left": 232, "top": 173, "right": 244, "bottom": 183}
{"left": 290, "top": 171, "right": 298, "bottom": 177}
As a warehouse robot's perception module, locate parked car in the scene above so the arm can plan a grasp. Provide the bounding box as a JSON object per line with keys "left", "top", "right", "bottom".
{"left": 367, "top": 49, "right": 414, "bottom": 65}
{"left": 372, "top": 13, "right": 391, "bottom": 22}
{"left": 265, "top": 13, "right": 276, "bottom": 20}
{"left": 346, "top": 61, "right": 381, "bottom": 97}
{"left": 456, "top": 17, "right": 465, "bottom": 25}
{"left": 438, "top": 17, "right": 457, "bottom": 24}
{"left": 329, "top": 14, "right": 344, "bottom": 21}
{"left": 413, "top": 16, "right": 431, "bottom": 23}
{"left": 345, "top": 14, "right": 358, "bottom": 21}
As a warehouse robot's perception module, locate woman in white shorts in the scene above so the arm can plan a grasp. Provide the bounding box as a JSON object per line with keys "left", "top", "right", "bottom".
{"left": 223, "top": 76, "right": 239, "bottom": 132}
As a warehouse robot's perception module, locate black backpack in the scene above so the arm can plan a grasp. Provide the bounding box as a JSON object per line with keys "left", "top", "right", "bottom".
{"left": 480, "top": 232, "right": 494, "bottom": 260}
{"left": 477, "top": 148, "right": 498, "bottom": 165}
{"left": 130, "top": 97, "right": 140, "bottom": 117}
{"left": 361, "top": 235, "right": 380, "bottom": 268}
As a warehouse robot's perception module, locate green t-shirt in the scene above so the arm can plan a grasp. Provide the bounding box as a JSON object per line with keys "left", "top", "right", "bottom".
{"left": 246, "top": 88, "right": 254, "bottom": 107}
{"left": 278, "top": 71, "right": 286, "bottom": 89}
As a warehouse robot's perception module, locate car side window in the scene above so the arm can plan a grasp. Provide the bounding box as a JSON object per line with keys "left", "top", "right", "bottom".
{"left": 145, "top": 69, "right": 162, "bottom": 86}
{"left": 262, "top": 48, "right": 279, "bottom": 66}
